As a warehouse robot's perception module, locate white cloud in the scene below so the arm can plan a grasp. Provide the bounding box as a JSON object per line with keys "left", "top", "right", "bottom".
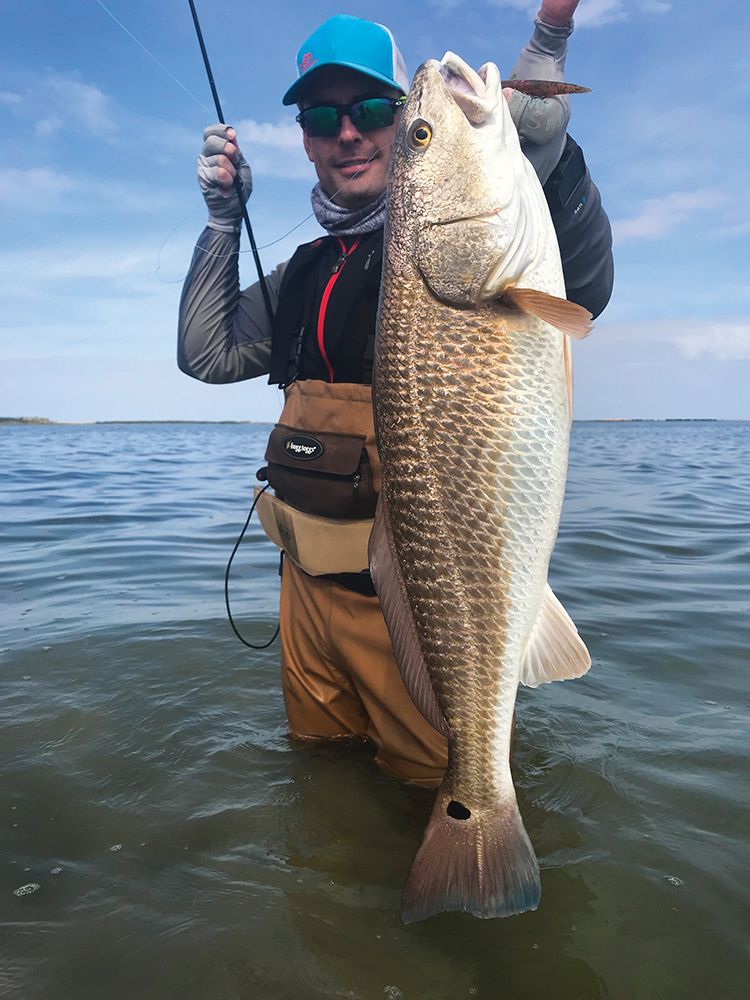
{"left": 712, "top": 219, "right": 750, "bottom": 239}
{"left": 574, "top": 0, "right": 625, "bottom": 26}
{"left": 47, "top": 74, "right": 117, "bottom": 135}
{"left": 35, "top": 116, "right": 63, "bottom": 136}
{"left": 0, "top": 190, "right": 322, "bottom": 359}
{"left": 575, "top": 0, "right": 672, "bottom": 27}
{"left": 235, "top": 118, "right": 314, "bottom": 180}
{"left": 0, "top": 68, "right": 309, "bottom": 181}
{"left": 427, "top": 0, "right": 464, "bottom": 9}
{"left": 0, "top": 238, "right": 183, "bottom": 361}
{"left": 638, "top": 1, "right": 672, "bottom": 13}
{"left": 0, "top": 167, "right": 76, "bottom": 202}
{"left": 1, "top": 71, "right": 119, "bottom": 144}
{"left": 0, "top": 244, "right": 156, "bottom": 285}
{"left": 238, "top": 119, "right": 301, "bottom": 151}
{"left": 484, "top": 0, "right": 536, "bottom": 11}
{"left": 0, "top": 166, "right": 185, "bottom": 215}
{"left": 611, "top": 189, "right": 727, "bottom": 244}
{"left": 598, "top": 318, "right": 750, "bottom": 361}
{"left": 0, "top": 356, "right": 283, "bottom": 423}
{"left": 659, "top": 320, "right": 750, "bottom": 361}
{"left": 483, "top": 0, "right": 671, "bottom": 26}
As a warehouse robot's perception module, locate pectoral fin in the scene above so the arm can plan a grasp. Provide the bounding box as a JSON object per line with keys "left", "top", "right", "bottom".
{"left": 503, "top": 287, "right": 593, "bottom": 339}
{"left": 369, "top": 496, "right": 451, "bottom": 737}
{"left": 519, "top": 584, "right": 591, "bottom": 687}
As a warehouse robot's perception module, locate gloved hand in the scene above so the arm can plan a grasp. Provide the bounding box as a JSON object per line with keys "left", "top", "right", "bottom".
{"left": 197, "top": 124, "right": 252, "bottom": 233}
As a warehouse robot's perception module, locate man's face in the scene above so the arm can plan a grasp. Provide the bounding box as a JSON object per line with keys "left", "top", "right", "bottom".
{"left": 300, "top": 67, "right": 402, "bottom": 210}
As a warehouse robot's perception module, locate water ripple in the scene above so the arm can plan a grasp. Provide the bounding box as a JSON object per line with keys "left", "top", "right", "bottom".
{"left": 1, "top": 421, "right": 749, "bottom": 999}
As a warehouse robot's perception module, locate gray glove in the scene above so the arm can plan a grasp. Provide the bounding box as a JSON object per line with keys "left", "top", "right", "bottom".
{"left": 197, "top": 124, "right": 253, "bottom": 233}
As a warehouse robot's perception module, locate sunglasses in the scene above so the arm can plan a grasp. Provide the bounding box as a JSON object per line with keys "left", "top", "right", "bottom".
{"left": 296, "top": 97, "right": 406, "bottom": 138}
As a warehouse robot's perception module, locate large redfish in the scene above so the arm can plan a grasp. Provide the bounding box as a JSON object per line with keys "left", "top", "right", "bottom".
{"left": 370, "top": 53, "right": 593, "bottom": 923}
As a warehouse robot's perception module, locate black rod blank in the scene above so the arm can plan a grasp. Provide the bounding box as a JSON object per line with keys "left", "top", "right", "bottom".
{"left": 187, "top": 0, "right": 274, "bottom": 327}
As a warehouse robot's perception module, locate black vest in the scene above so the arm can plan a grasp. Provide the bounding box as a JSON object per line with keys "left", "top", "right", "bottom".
{"left": 268, "top": 229, "right": 383, "bottom": 387}
{"left": 267, "top": 135, "right": 598, "bottom": 389}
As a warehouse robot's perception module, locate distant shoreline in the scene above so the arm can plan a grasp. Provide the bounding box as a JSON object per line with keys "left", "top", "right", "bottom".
{"left": 0, "top": 418, "right": 269, "bottom": 426}
{"left": 2, "top": 417, "right": 747, "bottom": 426}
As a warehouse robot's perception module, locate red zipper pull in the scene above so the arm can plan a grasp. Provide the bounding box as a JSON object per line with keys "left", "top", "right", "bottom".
{"left": 332, "top": 237, "right": 359, "bottom": 273}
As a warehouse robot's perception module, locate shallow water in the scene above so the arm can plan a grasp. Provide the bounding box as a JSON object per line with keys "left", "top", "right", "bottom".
{"left": 1, "top": 421, "right": 748, "bottom": 1000}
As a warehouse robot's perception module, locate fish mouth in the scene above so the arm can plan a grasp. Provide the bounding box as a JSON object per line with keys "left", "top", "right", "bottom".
{"left": 438, "top": 51, "right": 501, "bottom": 125}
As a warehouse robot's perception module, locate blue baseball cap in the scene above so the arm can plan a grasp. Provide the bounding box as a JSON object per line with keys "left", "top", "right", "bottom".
{"left": 282, "top": 14, "right": 409, "bottom": 107}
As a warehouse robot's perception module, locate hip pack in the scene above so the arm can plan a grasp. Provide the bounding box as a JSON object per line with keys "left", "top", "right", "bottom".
{"left": 264, "top": 423, "right": 377, "bottom": 518}
{"left": 260, "top": 380, "right": 381, "bottom": 521}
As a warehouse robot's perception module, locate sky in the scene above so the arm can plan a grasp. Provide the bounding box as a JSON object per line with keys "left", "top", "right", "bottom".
{"left": 1, "top": 0, "right": 748, "bottom": 422}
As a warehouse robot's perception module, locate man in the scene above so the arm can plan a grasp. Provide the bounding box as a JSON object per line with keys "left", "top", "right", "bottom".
{"left": 178, "top": 2, "right": 613, "bottom": 787}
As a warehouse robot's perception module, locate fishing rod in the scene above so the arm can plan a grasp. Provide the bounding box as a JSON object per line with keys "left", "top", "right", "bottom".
{"left": 187, "top": 0, "right": 274, "bottom": 328}
{"left": 187, "top": 1, "right": 279, "bottom": 646}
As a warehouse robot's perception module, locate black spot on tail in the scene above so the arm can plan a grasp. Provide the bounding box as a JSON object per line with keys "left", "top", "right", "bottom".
{"left": 402, "top": 792, "right": 541, "bottom": 923}
{"left": 447, "top": 800, "right": 471, "bottom": 820}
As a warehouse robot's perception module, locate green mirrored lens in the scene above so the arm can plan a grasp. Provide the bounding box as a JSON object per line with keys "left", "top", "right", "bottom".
{"left": 304, "top": 106, "right": 340, "bottom": 136}
{"left": 351, "top": 99, "right": 394, "bottom": 132}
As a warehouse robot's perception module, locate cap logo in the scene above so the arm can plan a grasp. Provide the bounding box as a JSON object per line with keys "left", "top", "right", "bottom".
{"left": 300, "top": 52, "right": 318, "bottom": 74}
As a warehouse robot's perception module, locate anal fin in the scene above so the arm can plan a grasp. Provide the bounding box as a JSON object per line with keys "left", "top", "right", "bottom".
{"left": 519, "top": 583, "right": 591, "bottom": 688}
{"left": 369, "top": 496, "right": 450, "bottom": 737}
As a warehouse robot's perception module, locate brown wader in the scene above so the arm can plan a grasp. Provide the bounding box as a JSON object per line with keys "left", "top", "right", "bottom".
{"left": 256, "top": 380, "right": 449, "bottom": 787}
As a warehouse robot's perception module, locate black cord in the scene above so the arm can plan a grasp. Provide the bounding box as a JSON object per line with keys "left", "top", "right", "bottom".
{"left": 224, "top": 484, "right": 281, "bottom": 649}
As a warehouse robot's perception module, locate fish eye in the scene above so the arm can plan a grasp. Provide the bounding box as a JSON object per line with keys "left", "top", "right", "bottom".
{"left": 409, "top": 121, "right": 432, "bottom": 150}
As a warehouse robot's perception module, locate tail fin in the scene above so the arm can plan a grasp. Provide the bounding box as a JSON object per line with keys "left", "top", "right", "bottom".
{"left": 401, "top": 787, "right": 541, "bottom": 923}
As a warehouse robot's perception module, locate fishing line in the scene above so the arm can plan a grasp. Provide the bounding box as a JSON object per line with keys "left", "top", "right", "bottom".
{"left": 155, "top": 204, "right": 203, "bottom": 283}
{"left": 157, "top": 138, "right": 397, "bottom": 282}
{"left": 94, "top": 0, "right": 292, "bottom": 300}
{"left": 93, "top": 0, "right": 212, "bottom": 115}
